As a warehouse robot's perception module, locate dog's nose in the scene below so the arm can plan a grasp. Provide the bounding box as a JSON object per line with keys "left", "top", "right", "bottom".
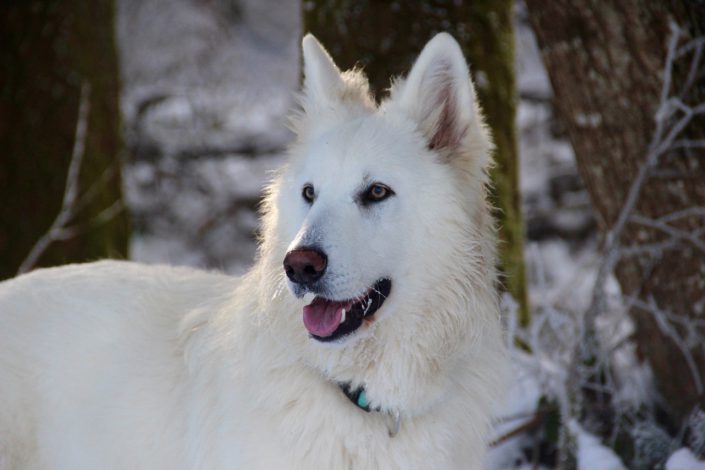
{"left": 283, "top": 248, "right": 327, "bottom": 285}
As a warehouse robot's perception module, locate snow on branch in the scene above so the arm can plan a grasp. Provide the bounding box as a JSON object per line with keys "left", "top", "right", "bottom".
{"left": 587, "top": 22, "right": 705, "bottom": 322}
{"left": 500, "top": 22, "right": 705, "bottom": 467}
{"left": 627, "top": 295, "right": 704, "bottom": 394}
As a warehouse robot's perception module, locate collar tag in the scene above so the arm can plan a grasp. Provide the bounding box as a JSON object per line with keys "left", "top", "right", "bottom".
{"left": 385, "top": 410, "right": 401, "bottom": 438}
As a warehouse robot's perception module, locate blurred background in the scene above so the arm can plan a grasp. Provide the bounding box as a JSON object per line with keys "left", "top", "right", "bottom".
{"left": 1, "top": 1, "right": 704, "bottom": 468}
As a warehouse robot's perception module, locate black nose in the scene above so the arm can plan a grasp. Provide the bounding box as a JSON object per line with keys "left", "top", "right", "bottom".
{"left": 283, "top": 247, "right": 327, "bottom": 285}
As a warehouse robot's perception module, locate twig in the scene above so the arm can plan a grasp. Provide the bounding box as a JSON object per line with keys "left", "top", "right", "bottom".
{"left": 656, "top": 207, "right": 705, "bottom": 224}
{"left": 71, "top": 162, "right": 119, "bottom": 215}
{"left": 668, "top": 139, "right": 705, "bottom": 151}
{"left": 586, "top": 21, "right": 703, "bottom": 322}
{"left": 60, "top": 200, "right": 126, "bottom": 238}
{"left": 629, "top": 214, "right": 705, "bottom": 253}
{"left": 680, "top": 36, "right": 703, "bottom": 96}
{"left": 489, "top": 411, "right": 546, "bottom": 448}
{"left": 502, "top": 24, "right": 705, "bottom": 464}
{"left": 17, "top": 82, "right": 92, "bottom": 274}
{"left": 628, "top": 296, "right": 704, "bottom": 394}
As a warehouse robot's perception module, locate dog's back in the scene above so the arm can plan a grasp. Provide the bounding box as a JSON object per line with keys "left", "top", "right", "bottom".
{"left": 0, "top": 261, "right": 234, "bottom": 468}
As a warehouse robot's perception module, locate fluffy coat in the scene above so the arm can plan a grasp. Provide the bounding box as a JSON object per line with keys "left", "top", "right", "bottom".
{"left": 0, "top": 33, "right": 508, "bottom": 469}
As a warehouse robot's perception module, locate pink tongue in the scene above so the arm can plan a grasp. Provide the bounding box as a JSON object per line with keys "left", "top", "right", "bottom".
{"left": 303, "top": 297, "right": 349, "bottom": 337}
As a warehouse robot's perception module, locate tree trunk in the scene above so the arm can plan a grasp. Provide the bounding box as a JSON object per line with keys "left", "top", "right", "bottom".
{"left": 525, "top": 0, "right": 705, "bottom": 425}
{"left": 303, "top": 0, "right": 528, "bottom": 323}
{"left": 0, "top": 0, "right": 129, "bottom": 280}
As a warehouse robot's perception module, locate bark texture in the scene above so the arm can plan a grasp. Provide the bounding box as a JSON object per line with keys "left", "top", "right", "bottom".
{"left": 525, "top": 0, "right": 705, "bottom": 425}
{"left": 0, "top": 0, "right": 129, "bottom": 280}
{"left": 304, "top": 0, "right": 528, "bottom": 323}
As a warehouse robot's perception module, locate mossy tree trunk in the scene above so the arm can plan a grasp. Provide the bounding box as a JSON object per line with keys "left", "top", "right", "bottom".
{"left": 304, "top": 0, "right": 528, "bottom": 324}
{"left": 525, "top": 0, "right": 705, "bottom": 426}
{"left": 0, "top": 0, "right": 129, "bottom": 280}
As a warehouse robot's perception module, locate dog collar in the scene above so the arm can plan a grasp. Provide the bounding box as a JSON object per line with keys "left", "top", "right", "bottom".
{"left": 339, "top": 382, "right": 374, "bottom": 412}
{"left": 338, "top": 382, "right": 401, "bottom": 437}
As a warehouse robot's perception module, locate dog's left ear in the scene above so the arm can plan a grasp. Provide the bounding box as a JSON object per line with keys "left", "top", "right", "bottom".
{"left": 387, "top": 33, "right": 488, "bottom": 161}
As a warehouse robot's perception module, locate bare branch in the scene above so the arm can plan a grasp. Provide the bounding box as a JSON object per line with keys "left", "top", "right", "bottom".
{"left": 18, "top": 82, "right": 92, "bottom": 274}
{"left": 586, "top": 24, "right": 705, "bottom": 322}
{"left": 675, "top": 35, "right": 705, "bottom": 58}
{"left": 502, "top": 24, "right": 705, "bottom": 462}
{"left": 668, "top": 139, "right": 705, "bottom": 151}
{"left": 627, "top": 296, "right": 704, "bottom": 394}
{"left": 680, "top": 37, "right": 703, "bottom": 95}
{"left": 655, "top": 206, "right": 705, "bottom": 223}
{"left": 619, "top": 239, "right": 680, "bottom": 258}
{"left": 489, "top": 411, "right": 545, "bottom": 448}
{"left": 63, "top": 83, "right": 91, "bottom": 211}
{"left": 72, "top": 162, "right": 119, "bottom": 214}
{"left": 629, "top": 214, "right": 705, "bottom": 253}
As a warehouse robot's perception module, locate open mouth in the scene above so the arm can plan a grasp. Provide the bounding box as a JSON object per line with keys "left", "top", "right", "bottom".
{"left": 302, "top": 279, "right": 392, "bottom": 342}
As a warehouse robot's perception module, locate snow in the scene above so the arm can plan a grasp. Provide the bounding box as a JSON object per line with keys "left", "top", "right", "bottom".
{"left": 118, "top": 0, "right": 297, "bottom": 274}
{"left": 570, "top": 421, "right": 627, "bottom": 470}
{"left": 513, "top": 1, "right": 551, "bottom": 101}
{"left": 117, "top": 0, "right": 300, "bottom": 156}
{"left": 124, "top": 152, "right": 284, "bottom": 274}
{"left": 574, "top": 112, "right": 603, "bottom": 128}
{"left": 485, "top": 357, "right": 542, "bottom": 469}
{"left": 667, "top": 448, "right": 705, "bottom": 470}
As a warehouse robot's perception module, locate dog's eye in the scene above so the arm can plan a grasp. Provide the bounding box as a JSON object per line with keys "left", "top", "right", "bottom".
{"left": 364, "top": 183, "right": 394, "bottom": 203}
{"left": 302, "top": 184, "right": 315, "bottom": 203}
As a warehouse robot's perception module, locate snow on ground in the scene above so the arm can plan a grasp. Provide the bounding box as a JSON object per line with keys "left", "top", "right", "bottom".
{"left": 667, "top": 449, "right": 705, "bottom": 470}
{"left": 570, "top": 421, "right": 627, "bottom": 470}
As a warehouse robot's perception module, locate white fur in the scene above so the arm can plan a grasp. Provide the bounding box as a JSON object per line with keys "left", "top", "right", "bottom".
{"left": 0, "top": 33, "right": 508, "bottom": 469}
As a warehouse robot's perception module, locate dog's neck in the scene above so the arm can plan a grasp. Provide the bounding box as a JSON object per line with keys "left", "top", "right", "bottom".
{"left": 249, "top": 240, "right": 500, "bottom": 428}
{"left": 338, "top": 382, "right": 402, "bottom": 437}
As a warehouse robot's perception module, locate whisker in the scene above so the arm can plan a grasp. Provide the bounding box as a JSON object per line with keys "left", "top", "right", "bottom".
{"left": 372, "top": 287, "right": 387, "bottom": 299}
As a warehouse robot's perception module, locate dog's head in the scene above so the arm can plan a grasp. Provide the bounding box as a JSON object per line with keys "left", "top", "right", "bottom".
{"left": 267, "top": 33, "right": 494, "bottom": 349}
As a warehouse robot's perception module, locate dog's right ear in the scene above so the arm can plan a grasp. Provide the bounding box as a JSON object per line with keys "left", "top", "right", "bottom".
{"left": 296, "top": 34, "right": 374, "bottom": 133}
{"left": 301, "top": 34, "right": 345, "bottom": 108}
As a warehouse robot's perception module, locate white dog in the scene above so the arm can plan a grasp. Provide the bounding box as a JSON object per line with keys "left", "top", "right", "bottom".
{"left": 0, "top": 33, "right": 508, "bottom": 469}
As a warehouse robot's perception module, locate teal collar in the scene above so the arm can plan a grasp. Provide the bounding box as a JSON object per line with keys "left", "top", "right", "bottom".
{"left": 339, "top": 382, "right": 375, "bottom": 412}
{"left": 338, "top": 382, "right": 401, "bottom": 437}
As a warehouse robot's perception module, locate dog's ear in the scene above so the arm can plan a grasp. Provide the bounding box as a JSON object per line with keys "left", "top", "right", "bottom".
{"left": 387, "top": 33, "right": 488, "bottom": 160}
{"left": 295, "top": 34, "right": 374, "bottom": 136}
{"left": 301, "top": 34, "right": 345, "bottom": 106}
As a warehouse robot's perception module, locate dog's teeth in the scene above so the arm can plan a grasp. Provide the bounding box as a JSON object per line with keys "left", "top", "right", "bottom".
{"left": 303, "top": 292, "right": 315, "bottom": 304}
{"left": 341, "top": 308, "right": 346, "bottom": 323}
